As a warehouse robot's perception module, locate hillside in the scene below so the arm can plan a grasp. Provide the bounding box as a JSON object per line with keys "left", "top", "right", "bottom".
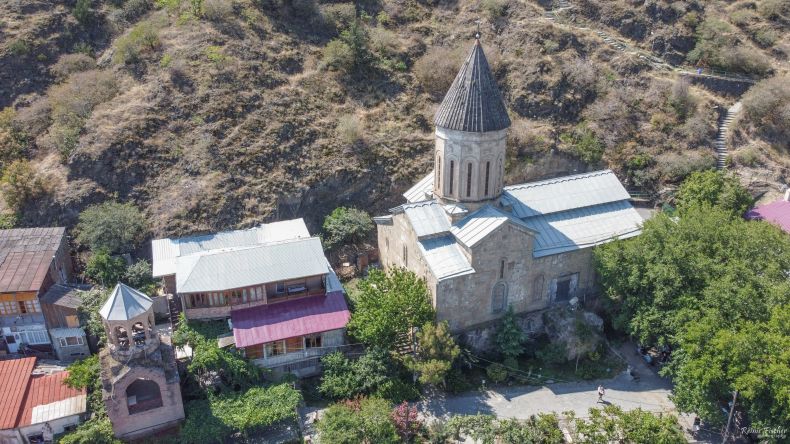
{"left": 1, "top": 0, "right": 788, "bottom": 237}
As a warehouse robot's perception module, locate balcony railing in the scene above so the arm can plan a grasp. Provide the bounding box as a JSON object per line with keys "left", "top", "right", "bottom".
{"left": 253, "top": 343, "right": 359, "bottom": 368}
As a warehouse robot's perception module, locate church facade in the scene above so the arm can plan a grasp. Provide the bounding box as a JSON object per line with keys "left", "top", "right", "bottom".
{"left": 374, "top": 37, "right": 644, "bottom": 346}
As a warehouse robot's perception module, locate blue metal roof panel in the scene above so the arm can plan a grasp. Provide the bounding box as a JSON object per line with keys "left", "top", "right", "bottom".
{"left": 404, "top": 201, "right": 451, "bottom": 239}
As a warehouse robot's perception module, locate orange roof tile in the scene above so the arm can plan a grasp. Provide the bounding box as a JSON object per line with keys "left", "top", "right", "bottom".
{"left": 17, "top": 371, "right": 85, "bottom": 427}
{"left": 0, "top": 357, "right": 36, "bottom": 429}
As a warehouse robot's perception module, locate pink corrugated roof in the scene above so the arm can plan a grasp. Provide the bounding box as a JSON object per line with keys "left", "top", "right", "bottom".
{"left": 745, "top": 200, "right": 790, "bottom": 234}
{"left": 0, "top": 357, "right": 36, "bottom": 429}
{"left": 231, "top": 291, "right": 350, "bottom": 348}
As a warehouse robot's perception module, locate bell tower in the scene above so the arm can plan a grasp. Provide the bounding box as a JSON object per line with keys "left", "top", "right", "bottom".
{"left": 433, "top": 34, "right": 511, "bottom": 203}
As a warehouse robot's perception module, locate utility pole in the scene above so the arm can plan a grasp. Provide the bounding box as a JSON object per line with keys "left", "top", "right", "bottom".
{"left": 722, "top": 390, "right": 739, "bottom": 443}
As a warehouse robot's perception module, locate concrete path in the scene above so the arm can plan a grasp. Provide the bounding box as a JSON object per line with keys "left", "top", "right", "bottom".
{"left": 419, "top": 344, "right": 676, "bottom": 421}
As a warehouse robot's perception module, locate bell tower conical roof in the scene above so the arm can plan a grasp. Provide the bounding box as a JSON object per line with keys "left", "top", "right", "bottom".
{"left": 434, "top": 38, "right": 511, "bottom": 133}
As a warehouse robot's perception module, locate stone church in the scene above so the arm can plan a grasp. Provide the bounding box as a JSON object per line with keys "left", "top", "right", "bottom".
{"left": 374, "top": 37, "right": 644, "bottom": 346}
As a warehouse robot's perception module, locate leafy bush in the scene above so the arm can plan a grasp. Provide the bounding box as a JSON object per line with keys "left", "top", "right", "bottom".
{"left": 347, "top": 268, "right": 435, "bottom": 350}
{"left": 407, "top": 321, "right": 460, "bottom": 385}
{"left": 77, "top": 288, "right": 110, "bottom": 344}
{"left": 373, "top": 378, "right": 421, "bottom": 404}
{"left": 85, "top": 250, "right": 127, "bottom": 287}
{"left": 113, "top": 21, "right": 161, "bottom": 64}
{"left": 8, "top": 39, "right": 30, "bottom": 56}
{"left": 74, "top": 0, "right": 92, "bottom": 26}
{"left": 1, "top": 159, "right": 42, "bottom": 213}
{"left": 318, "top": 398, "right": 399, "bottom": 444}
{"left": 60, "top": 356, "right": 119, "bottom": 444}
{"left": 535, "top": 342, "right": 566, "bottom": 366}
{"left": 676, "top": 170, "right": 752, "bottom": 216}
{"left": 482, "top": 0, "right": 509, "bottom": 20}
{"left": 741, "top": 74, "right": 790, "bottom": 145}
{"left": 319, "top": 349, "right": 390, "bottom": 400}
{"left": 369, "top": 26, "right": 399, "bottom": 57}
{"left": 335, "top": 114, "right": 363, "bottom": 146}
{"left": 50, "top": 53, "right": 95, "bottom": 79}
{"left": 496, "top": 306, "right": 524, "bottom": 360}
{"left": 414, "top": 46, "right": 464, "bottom": 99}
{"left": 391, "top": 401, "right": 422, "bottom": 442}
{"left": 76, "top": 201, "right": 146, "bottom": 254}
{"left": 320, "top": 3, "right": 355, "bottom": 33}
{"left": 123, "top": 260, "right": 156, "bottom": 294}
{"left": 655, "top": 151, "right": 715, "bottom": 182}
{"left": 568, "top": 405, "right": 685, "bottom": 443}
{"left": 0, "top": 108, "right": 27, "bottom": 171}
{"left": 486, "top": 362, "right": 508, "bottom": 383}
{"left": 559, "top": 125, "right": 604, "bottom": 164}
{"left": 322, "top": 206, "right": 372, "bottom": 249}
{"left": 59, "top": 418, "right": 119, "bottom": 444}
{"left": 323, "top": 39, "right": 355, "bottom": 72}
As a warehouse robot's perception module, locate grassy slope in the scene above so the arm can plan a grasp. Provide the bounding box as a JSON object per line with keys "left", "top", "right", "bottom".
{"left": 1, "top": 0, "right": 787, "bottom": 236}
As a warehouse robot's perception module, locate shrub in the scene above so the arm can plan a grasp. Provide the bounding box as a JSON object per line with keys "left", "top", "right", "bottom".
{"left": 318, "top": 398, "right": 399, "bottom": 444}
{"left": 414, "top": 46, "right": 464, "bottom": 99}
{"left": 655, "top": 151, "right": 716, "bottom": 182}
{"left": 559, "top": 125, "right": 605, "bottom": 164}
{"left": 0, "top": 160, "right": 42, "bottom": 212}
{"left": 407, "top": 321, "right": 460, "bottom": 385}
{"left": 753, "top": 27, "right": 779, "bottom": 47}
{"left": 123, "top": 260, "right": 156, "bottom": 294}
{"left": 369, "top": 26, "right": 399, "bottom": 57}
{"left": 687, "top": 19, "right": 771, "bottom": 75}
{"left": 59, "top": 418, "right": 119, "bottom": 444}
{"left": 482, "top": 0, "right": 508, "bottom": 20}
{"left": 741, "top": 74, "right": 790, "bottom": 144}
{"left": 321, "top": 3, "right": 356, "bottom": 33}
{"left": 733, "top": 147, "right": 760, "bottom": 167}
{"left": 202, "top": 0, "right": 233, "bottom": 22}
{"left": 676, "top": 170, "right": 753, "bottom": 216}
{"left": 85, "top": 250, "right": 127, "bottom": 287}
{"left": 74, "top": 0, "right": 92, "bottom": 25}
{"left": 496, "top": 306, "right": 524, "bottom": 360}
{"left": 319, "top": 349, "right": 390, "bottom": 400}
{"left": 758, "top": 0, "right": 790, "bottom": 21}
{"left": 535, "top": 342, "right": 566, "bottom": 365}
{"left": 113, "top": 21, "right": 161, "bottom": 64}
{"left": 669, "top": 77, "right": 695, "bottom": 120}
{"left": 0, "top": 108, "right": 27, "bottom": 170}
{"left": 322, "top": 206, "right": 372, "bottom": 249}
{"left": 335, "top": 114, "right": 363, "bottom": 146}
{"left": 50, "top": 53, "right": 95, "bottom": 79}
{"left": 289, "top": 0, "right": 317, "bottom": 18}
{"left": 486, "top": 363, "right": 508, "bottom": 383}
{"left": 75, "top": 201, "right": 147, "bottom": 253}
{"left": 77, "top": 288, "right": 110, "bottom": 343}
{"left": 391, "top": 402, "right": 422, "bottom": 442}
{"left": 122, "top": 0, "right": 152, "bottom": 22}
{"left": 323, "top": 39, "right": 355, "bottom": 72}
{"left": 729, "top": 9, "right": 755, "bottom": 27}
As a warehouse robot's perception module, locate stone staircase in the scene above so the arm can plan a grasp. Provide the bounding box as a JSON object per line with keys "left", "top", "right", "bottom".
{"left": 714, "top": 102, "right": 742, "bottom": 170}
{"left": 167, "top": 294, "right": 183, "bottom": 331}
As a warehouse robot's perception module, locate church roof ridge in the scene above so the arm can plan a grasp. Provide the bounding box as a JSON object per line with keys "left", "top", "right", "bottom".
{"left": 434, "top": 39, "right": 511, "bottom": 133}
{"left": 504, "top": 169, "right": 616, "bottom": 191}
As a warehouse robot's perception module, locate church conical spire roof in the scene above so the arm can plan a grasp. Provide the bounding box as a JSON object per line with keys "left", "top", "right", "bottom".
{"left": 434, "top": 38, "right": 511, "bottom": 133}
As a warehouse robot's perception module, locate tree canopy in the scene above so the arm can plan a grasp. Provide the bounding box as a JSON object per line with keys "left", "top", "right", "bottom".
{"left": 322, "top": 206, "right": 373, "bottom": 250}
{"left": 675, "top": 170, "right": 752, "bottom": 216}
{"left": 347, "top": 268, "right": 434, "bottom": 350}
{"left": 568, "top": 405, "right": 686, "bottom": 444}
{"left": 76, "top": 201, "right": 146, "bottom": 254}
{"left": 595, "top": 203, "right": 790, "bottom": 429}
{"left": 407, "top": 321, "right": 460, "bottom": 385}
{"left": 317, "top": 398, "right": 399, "bottom": 444}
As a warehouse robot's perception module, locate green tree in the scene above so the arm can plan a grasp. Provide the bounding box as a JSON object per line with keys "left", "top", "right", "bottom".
{"left": 407, "top": 321, "right": 460, "bottom": 385}
{"left": 322, "top": 206, "right": 373, "bottom": 250}
{"left": 347, "top": 268, "right": 434, "bottom": 350}
{"left": 318, "top": 398, "right": 399, "bottom": 444}
{"left": 676, "top": 170, "right": 752, "bottom": 216}
{"left": 495, "top": 306, "right": 524, "bottom": 360}
{"left": 76, "top": 201, "right": 146, "bottom": 254}
{"left": 123, "top": 260, "right": 156, "bottom": 294}
{"left": 568, "top": 405, "right": 685, "bottom": 444}
{"left": 594, "top": 204, "right": 790, "bottom": 429}
{"left": 77, "top": 288, "right": 109, "bottom": 344}
{"left": 1, "top": 159, "right": 42, "bottom": 213}
{"left": 59, "top": 418, "right": 119, "bottom": 444}
{"left": 339, "top": 18, "right": 370, "bottom": 70}
{"left": 60, "top": 356, "right": 120, "bottom": 444}
{"left": 85, "top": 250, "right": 126, "bottom": 287}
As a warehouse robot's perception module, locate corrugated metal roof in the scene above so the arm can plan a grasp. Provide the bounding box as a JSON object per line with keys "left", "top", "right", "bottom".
{"left": 746, "top": 199, "right": 790, "bottom": 234}
{"left": 231, "top": 291, "right": 350, "bottom": 348}
{"left": 434, "top": 40, "right": 511, "bottom": 132}
{"left": 418, "top": 236, "right": 474, "bottom": 281}
{"left": 40, "top": 284, "right": 86, "bottom": 309}
{"left": 19, "top": 371, "right": 86, "bottom": 427}
{"left": 152, "top": 219, "right": 310, "bottom": 277}
{"left": 0, "top": 357, "right": 36, "bottom": 429}
{"left": 49, "top": 327, "right": 87, "bottom": 339}
{"left": 403, "top": 171, "right": 434, "bottom": 203}
{"left": 451, "top": 205, "right": 531, "bottom": 248}
{"left": 177, "top": 237, "right": 328, "bottom": 293}
{"left": 403, "top": 202, "right": 451, "bottom": 239}
{"left": 524, "top": 200, "right": 644, "bottom": 257}
{"left": 99, "top": 283, "right": 153, "bottom": 321}
{"left": 0, "top": 227, "right": 66, "bottom": 293}
{"left": 502, "top": 170, "right": 631, "bottom": 218}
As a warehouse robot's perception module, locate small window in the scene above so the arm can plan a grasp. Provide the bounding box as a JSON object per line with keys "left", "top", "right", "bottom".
{"left": 556, "top": 278, "right": 572, "bottom": 302}
{"left": 265, "top": 340, "right": 286, "bottom": 356}
{"left": 276, "top": 283, "right": 286, "bottom": 294}
{"left": 436, "top": 156, "right": 442, "bottom": 189}
{"left": 305, "top": 335, "right": 322, "bottom": 348}
{"left": 499, "top": 259, "right": 506, "bottom": 279}
{"left": 466, "top": 163, "right": 473, "bottom": 197}
{"left": 403, "top": 245, "right": 408, "bottom": 267}
{"left": 449, "top": 161, "right": 455, "bottom": 195}
{"left": 484, "top": 162, "right": 490, "bottom": 196}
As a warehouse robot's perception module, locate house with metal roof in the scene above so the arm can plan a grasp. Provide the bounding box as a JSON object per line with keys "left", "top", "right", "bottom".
{"left": 0, "top": 357, "right": 87, "bottom": 444}
{"left": 39, "top": 285, "right": 92, "bottom": 362}
{"left": 0, "top": 228, "right": 73, "bottom": 356}
{"left": 151, "top": 219, "right": 351, "bottom": 376}
{"left": 374, "top": 36, "right": 644, "bottom": 347}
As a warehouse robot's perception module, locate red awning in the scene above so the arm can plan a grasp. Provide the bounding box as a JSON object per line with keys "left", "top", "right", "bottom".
{"left": 231, "top": 291, "right": 350, "bottom": 348}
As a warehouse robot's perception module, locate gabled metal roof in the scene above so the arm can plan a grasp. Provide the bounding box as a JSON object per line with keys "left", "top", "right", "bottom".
{"left": 0, "top": 227, "right": 67, "bottom": 293}
{"left": 434, "top": 39, "right": 511, "bottom": 133}
{"left": 502, "top": 170, "right": 631, "bottom": 218}
{"left": 176, "top": 237, "right": 328, "bottom": 293}
{"left": 403, "top": 171, "right": 435, "bottom": 203}
{"left": 524, "top": 200, "right": 644, "bottom": 258}
{"left": 99, "top": 283, "right": 153, "bottom": 321}
{"left": 418, "top": 236, "right": 475, "bottom": 281}
{"left": 451, "top": 205, "right": 532, "bottom": 248}
{"left": 152, "top": 219, "right": 310, "bottom": 277}
{"left": 403, "top": 201, "right": 452, "bottom": 239}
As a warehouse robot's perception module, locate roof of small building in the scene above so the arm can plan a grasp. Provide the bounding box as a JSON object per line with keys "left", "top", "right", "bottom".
{"left": 402, "top": 201, "right": 452, "bottom": 239}
{"left": 502, "top": 170, "right": 631, "bottom": 218}
{"left": 176, "top": 237, "right": 329, "bottom": 294}
{"left": 99, "top": 283, "right": 153, "bottom": 321}
{"left": 40, "top": 284, "right": 88, "bottom": 309}
{"left": 403, "top": 171, "right": 435, "bottom": 203}
{"left": 434, "top": 39, "right": 511, "bottom": 133}
{"left": 451, "top": 205, "right": 532, "bottom": 248}
{"left": 418, "top": 236, "right": 475, "bottom": 280}
{"left": 0, "top": 358, "right": 86, "bottom": 430}
{"left": 231, "top": 291, "right": 350, "bottom": 348}
{"left": 0, "top": 227, "right": 66, "bottom": 293}
{"left": 745, "top": 199, "right": 790, "bottom": 234}
{"left": 49, "top": 327, "right": 87, "bottom": 339}
{"left": 151, "top": 218, "right": 310, "bottom": 277}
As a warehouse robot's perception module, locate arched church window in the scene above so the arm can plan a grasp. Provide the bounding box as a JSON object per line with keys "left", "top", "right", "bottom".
{"left": 484, "top": 161, "right": 490, "bottom": 196}
{"left": 492, "top": 282, "right": 507, "bottom": 313}
{"left": 436, "top": 156, "right": 442, "bottom": 190}
{"left": 466, "top": 163, "right": 473, "bottom": 197}
{"left": 449, "top": 161, "right": 455, "bottom": 195}
{"left": 126, "top": 379, "right": 163, "bottom": 414}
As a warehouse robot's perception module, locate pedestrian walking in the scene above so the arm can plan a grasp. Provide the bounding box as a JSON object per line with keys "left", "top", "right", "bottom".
{"left": 597, "top": 385, "right": 605, "bottom": 403}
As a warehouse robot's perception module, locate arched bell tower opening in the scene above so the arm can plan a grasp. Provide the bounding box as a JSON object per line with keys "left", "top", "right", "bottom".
{"left": 99, "top": 283, "right": 159, "bottom": 359}
{"left": 433, "top": 35, "right": 511, "bottom": 204}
